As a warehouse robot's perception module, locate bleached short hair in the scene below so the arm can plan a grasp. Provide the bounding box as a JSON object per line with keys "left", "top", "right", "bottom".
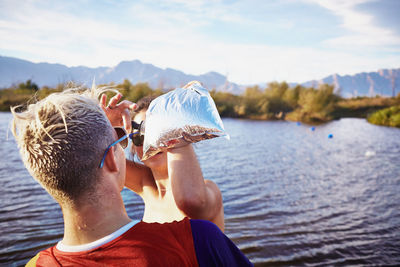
{"left": 11, "top": 87, "right": 115, "bottom": 204}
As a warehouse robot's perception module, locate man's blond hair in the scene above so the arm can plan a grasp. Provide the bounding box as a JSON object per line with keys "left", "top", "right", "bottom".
{"left": 11, "top": 87, "right": 115, "bottom": 204}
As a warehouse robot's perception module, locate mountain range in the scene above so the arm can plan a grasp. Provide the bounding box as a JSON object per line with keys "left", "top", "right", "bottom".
{"left": 0, "top": 55, "right": 399, "bottom": 97}
{"left": 302, "top": 69, "right": 399, "bottom": 97}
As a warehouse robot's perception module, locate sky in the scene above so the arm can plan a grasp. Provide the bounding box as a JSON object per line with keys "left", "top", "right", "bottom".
{"left": 0, "top": 0, "right": 399, "bottom": 85}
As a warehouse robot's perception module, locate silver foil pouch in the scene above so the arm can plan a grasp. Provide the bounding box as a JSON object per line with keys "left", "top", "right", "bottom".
{"left": 141, "top": 81, "right": 229, "bottom": 160}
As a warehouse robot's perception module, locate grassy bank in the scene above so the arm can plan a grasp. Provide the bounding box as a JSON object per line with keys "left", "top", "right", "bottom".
{"left": 1, "top": 80, "right": 400, "bottom": 128}
{"left": 367, "top": 105, "right": 400, "bottom": 128}
{"left": 332, "top": 97, "right": 398, "bottom": 119}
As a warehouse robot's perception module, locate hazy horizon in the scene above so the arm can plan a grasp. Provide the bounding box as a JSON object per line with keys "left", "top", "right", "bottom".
{"left": 1, "top": 0, "right": 399, "bottom": 84}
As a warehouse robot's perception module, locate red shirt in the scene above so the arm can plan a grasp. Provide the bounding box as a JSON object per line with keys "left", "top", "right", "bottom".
{"left": 29, "top": 218, "right": 198, "bottom": 267}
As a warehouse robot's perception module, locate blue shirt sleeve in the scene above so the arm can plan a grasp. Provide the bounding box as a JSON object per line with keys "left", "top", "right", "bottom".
{"left": 190, "top": 219, "right": 253, "bottom": 267}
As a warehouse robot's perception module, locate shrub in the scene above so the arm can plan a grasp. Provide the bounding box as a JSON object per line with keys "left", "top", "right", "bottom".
{"left": 367, "top": 105, "right": 400, "bottom": 128}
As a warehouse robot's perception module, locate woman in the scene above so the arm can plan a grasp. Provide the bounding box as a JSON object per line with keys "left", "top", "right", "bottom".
{"left": 101, "top": 93, "right": 224, "bottom": 231}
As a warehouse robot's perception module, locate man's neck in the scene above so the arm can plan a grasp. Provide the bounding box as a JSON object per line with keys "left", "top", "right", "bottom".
{"left": 61, "top": 195, "right": 131, "bottom": 246}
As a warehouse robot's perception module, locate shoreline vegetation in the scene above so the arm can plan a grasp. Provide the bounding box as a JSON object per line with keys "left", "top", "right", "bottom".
{"left": 1, "top": 80, "right": 400, "bottom": 128}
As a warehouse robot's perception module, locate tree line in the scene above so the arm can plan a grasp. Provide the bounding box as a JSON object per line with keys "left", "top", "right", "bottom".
{"left": 1, "top": 79, "right": 399, "bottom": 127}
{"left": 211, "top": 82, "right": 341, "bottom": 123}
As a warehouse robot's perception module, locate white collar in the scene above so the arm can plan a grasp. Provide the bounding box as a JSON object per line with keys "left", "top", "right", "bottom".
{"left": 56, "top": 220, "right": 138, "bottom": 253}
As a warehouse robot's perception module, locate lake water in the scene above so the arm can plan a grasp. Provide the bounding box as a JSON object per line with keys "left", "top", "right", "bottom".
{"left": 1, "top": 112, "right": 400, "bottom": 266}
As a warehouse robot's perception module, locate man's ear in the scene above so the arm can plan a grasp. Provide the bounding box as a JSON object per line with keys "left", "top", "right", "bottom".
{"left": 103, "top": 147, "right": 119, "bottom": 172}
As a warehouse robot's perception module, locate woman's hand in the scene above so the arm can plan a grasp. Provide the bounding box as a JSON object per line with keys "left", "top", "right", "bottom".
{"left": 100, "top": 93, "right": 137, "bottom": 133}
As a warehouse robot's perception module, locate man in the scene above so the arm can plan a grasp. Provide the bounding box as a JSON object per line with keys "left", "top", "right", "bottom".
{"left": 11, "top": 87, "right": 252, "bottom": 266}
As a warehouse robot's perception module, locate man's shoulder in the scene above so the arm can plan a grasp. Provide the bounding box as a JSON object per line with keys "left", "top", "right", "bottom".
{"left": 189, "top": 219, "right": 253, "bottom": 267}
{"left": 25, "top": 247, "right": 57, "bottom": 267}
{"left": 189, "top": 219, "right": 221, "bottom": 235}
{"left": 25, "top": 252, "right": 40, "bottom": 266}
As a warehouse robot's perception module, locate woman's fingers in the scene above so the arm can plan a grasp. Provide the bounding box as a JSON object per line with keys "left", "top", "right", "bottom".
{"left": 117, "top": 100, "right": 135, "bottom": 109}
{"left": 122, "top": 110, "right": 131, "bottom": 133}
{"left": 108, "top": 93, "right": 122, "bottom": 108}
{"left": 103, "top": 93, "right": 137, "bottom": 111}
{"left": 130, "top": 103, "right": 138, "bottom": 110}
{"left": 100, "top": 94, "right": 107, "bottom": 110}
{"left": 100, "top": 93, "right": 138, "bottom": 130}
{"left": 120, "top": 102, "right": 138, "bottom": 132}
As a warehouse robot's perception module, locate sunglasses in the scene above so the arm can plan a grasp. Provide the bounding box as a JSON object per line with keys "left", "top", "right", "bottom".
{"left": 130, "top": 132, "right": 144, "bottom": 146}
{"left": 131, "top": 120, "right": 145, "bottom": 147}
{"left": 99, "top": 127, "right": 135, "bottom": 168}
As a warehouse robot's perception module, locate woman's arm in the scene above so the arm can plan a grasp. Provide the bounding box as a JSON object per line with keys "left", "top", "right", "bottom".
{"left": 167, "top": 144, "right": 224, "bottom": 231}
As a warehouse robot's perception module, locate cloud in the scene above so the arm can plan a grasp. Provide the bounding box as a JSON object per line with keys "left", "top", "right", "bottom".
{"left": 306, "top": 0, "right": 400, "bottom": 48}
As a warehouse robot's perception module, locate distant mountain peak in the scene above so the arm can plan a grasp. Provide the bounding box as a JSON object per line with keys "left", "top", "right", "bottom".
{"left": 302, "top": 68, "right": 400, "bottom": 97}
{"left": 0, "top": 55, "right": 243, "bottom": 93}
{"left": 0, "top": 55, "right": 399, "bottom": 97}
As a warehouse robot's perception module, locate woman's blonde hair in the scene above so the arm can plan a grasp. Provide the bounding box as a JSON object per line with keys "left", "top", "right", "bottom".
{"left": 11, "top": 86, "right": 115, "bottom": 204}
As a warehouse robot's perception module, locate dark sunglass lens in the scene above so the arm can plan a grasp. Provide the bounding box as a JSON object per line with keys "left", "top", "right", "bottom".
{"left": 115, "top": 128, "right": 128, "bottom": 148}
{"left": 132, "top": 135, "right": 139, "bottom": 146}
{"left": 139, "top": 135, "right": 144, "bottom": 146}
{"left": 132, "top": 134, "right": 144, "bottom": 146}
{"left": 131, "top": 121, "right": 141, "bottom": 130}
{"left": 121, "top": 138, "right": 128, "bottom": 149}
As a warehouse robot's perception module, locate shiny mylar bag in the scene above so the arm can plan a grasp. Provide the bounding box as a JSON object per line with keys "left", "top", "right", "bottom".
{"left": 141, "top": 81, "right": 229, "bottom": 160}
